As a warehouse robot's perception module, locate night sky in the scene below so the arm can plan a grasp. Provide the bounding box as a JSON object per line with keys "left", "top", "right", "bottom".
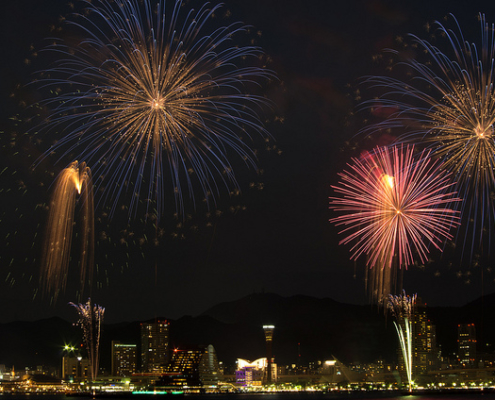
{"left": 2, "top": 0, "right": 495, "bottom": 324}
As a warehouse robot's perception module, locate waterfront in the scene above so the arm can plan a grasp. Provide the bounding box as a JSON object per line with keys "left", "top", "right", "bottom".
{"left": 4, "top": 391, "right": 495, "bottom": 400}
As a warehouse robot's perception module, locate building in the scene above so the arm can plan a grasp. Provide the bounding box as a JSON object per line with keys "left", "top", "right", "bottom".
{"left": 317, "top": 360, "right": 355, "bottom": 384}
{"left": 412, "top": 300, "right": 438, "bottom": 376}
{"left": 236, "top": 366, "right": 264, "bottom": 387}
{"left": 236, "top": 358, "right": 277, "bottom": 386}
{"left": 140, "top": 320, "right": 170, "bottom": 372}
{"left": 62, "top": 356, "right": 90, "bottom": 381}
{"left": 200, "top": 344, "right": 223, "bottom": 387}
{"left": 395, "top": 298, "right": 438, "bottom": 385}
{"left": 263, "top": 325, "right": 275, "bottom": 383}
{"left": 111, "top": 341, "right": 137, "bottom": 376}
{"left": 458, "top": 323, "right": 476, "bottom": 366}
{"left": 156, "top": 345, "right": 222, "bottom": 390}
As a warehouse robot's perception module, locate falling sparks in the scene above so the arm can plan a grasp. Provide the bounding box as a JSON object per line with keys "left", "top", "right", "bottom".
{"left": 69, "top": 298, "right": 105, "bottom": 382}
{"left": 41, "top": 161, "right": 94, "bottom": 300}
{"left": 388, "top": 291, "right": 416, "bottom": 392}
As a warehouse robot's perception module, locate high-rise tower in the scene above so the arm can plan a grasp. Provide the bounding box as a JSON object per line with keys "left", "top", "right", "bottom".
{"left": 458, "top": 323, "right": 476, "bottom": 366}
{"left": 412, "top": 300, "right": 438, "bottom": 375}
{"left": 263, "top": 325, "right": 275, "bottom": 383}
{"left": 111, "top": 341, "right": 137, "bottom": 376}
{"left": 140, "top": 320, "right": 170, "bottom": 372}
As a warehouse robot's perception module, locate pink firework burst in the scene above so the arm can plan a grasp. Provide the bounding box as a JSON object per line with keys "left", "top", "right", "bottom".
{"left": 330, "top": 145, "right": 461, "bottom": 271}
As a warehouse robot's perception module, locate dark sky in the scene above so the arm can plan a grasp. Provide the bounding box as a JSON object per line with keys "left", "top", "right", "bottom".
{"left": 1, "top": 0, "right": 495, "bottom": 324}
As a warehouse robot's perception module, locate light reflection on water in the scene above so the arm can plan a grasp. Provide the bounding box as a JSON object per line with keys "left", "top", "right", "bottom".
{"left": 2, "top": 393, "right": 495, "bottom": 400}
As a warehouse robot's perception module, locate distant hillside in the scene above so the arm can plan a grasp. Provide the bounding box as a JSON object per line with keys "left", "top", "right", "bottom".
{"left": 199, "top": 293, "right": 396, "bottom": 365}
{"left": 2, "top": 292, "right": 495, "bottom": 372}
{"left": 0, "top": 317, "right": 81, "bottom": 368}
{"left": 427, "top": 293, "right": 495, "bottom": 357}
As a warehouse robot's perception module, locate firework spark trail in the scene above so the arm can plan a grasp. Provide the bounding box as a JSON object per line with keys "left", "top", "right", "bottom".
{"left": 361, "top": 13, "right": 495, "bottom": 259}
{"left": 33, "top": 0, "right": 275, "bottom": 220}
{"left": 330, "top": 145, "right": 460, "bottom": 301}
{"left": 70, "top": 298, "right": 105, "bottom": 382}
{"left": 330, "top": 145, "right": 460, "bottom": 269}
{"left": 388, "top": 291, "right": 416, "bottom": 392}
{"left": 41, "top": 161, "right": 94, "bottom": 301}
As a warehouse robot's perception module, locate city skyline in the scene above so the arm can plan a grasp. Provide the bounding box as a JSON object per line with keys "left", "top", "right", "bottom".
{"left": 2, "top": 0, "right": 495, "bottom": 324}
{"left": 0, "top": 292, "right": 490, "bottom": 369}
{"left": 0, "top": 292, "right": 492, "bottom": 388}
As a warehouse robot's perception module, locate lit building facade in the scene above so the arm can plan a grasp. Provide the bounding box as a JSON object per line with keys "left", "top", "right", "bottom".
{"left": 200, "top": 344, "right": 223, "bottom": 386}
{"left": 62, "top": 356, "right": 90, "bottom": 381}
{"left": 263, "top": 325, "right": 275, "bottom": 383}
{"left": 458, "top": 323, "right": 476, "bottom": 366}
{"left": 236, "top": 367, "right": 264, "bottom": 386}
{"left": 236, "top": 358, "right": 277, "bottom": 386}
{"left": 395, "top": 299, "right": 438, "bottom": 384}
{"left": 140, "top": 320, "right": 170, "bottom": 372}
{"left": 156, "top": 345, "right": 222, "bottom": 389}
{"left": 111, "top": 341, "right": 137, "bottom": 376}
{"left": 412, "top": 300, "right": 438, "bottom": 376}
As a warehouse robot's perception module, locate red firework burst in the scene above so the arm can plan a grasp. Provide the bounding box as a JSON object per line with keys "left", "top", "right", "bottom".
{"left": 330, "top": 145, "right": 460, "bottom": 270}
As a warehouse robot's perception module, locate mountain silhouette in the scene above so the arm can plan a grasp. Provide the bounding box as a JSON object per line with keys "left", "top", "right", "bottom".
{"left": 1, "top": 292, "right": 494, "bottom": 373}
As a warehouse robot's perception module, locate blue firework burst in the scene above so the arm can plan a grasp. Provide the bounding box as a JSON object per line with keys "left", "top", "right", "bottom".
{"left": 361, "top": 13, "right": 495, "bottom": 260}
{"left": 34, "top": 0, "right": 275, "bottom": 219}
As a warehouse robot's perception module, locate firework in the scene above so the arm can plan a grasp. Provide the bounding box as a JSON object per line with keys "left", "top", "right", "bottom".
{"left": 330, "top": 145, "right": 460, "bottom": 301}
{"left": 70, "top": 298, "right": 105, "bottom": 381}
{"left": 388, "top": 291, "right": 416, "bottom": 392}
{"left": 34, "top": 0, "right": 274, "bottom": 219}
{"left": 361, "top": 13, "right": 495, "bottom": 258}
{"left": 41, "top": 161, "right": 94, "bottom": 300}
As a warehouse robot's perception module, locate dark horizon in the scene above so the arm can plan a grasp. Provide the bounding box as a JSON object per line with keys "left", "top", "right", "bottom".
{"left": 1, "top": 289, "right": 493, "bottom": 326}
{"left": 2, "top": 291, "right": 492, "bottom": 368}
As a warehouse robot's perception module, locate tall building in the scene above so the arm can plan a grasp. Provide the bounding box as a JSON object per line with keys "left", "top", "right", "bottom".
{"left": 263, "top": 325, "right": 275, "bottom": 383}
{"left": 458, "top": 323, "right": 476, "bottom": 366}
{"left": 140, "top": 320, "right": 170, "bottom": 372}
{"left": 395, "top": 298, "right": 438, "bottom": 383}
{"left": 411, "top": 300, "right": 438, "bottom": 376}
{"left": 111, "top": 341, "right": 137, "bottom": 376}
{"left": 426, "top": 322, "right": 439, "bottom": 369}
